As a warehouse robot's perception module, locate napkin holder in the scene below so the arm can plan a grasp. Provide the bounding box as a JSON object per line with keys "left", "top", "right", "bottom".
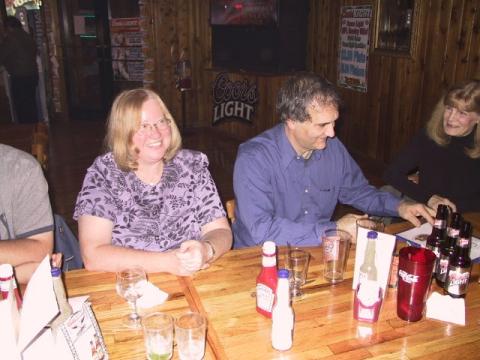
{"left": 352, "top": 228, "right": 396, "bottom": 299}
{"left": 0, "top": 256, "right": 109, "bottom": 360}
{"left": 353, "top": 282, "right": 383, "bottom": 323}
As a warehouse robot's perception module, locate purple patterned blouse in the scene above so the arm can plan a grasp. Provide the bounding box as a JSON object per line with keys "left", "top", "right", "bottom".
{"left": 74, "top": 149, "right": 226, "bottom": 251}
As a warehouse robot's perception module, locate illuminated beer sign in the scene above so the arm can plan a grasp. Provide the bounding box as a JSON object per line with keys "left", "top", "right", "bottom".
{"left": 212, "top": 72, "right": 258, "bottom": 124}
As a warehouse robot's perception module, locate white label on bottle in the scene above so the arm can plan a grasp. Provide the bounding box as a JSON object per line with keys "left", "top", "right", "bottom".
{"left": 256, "top": 283, "right": 275, "bottom": 312}
{"left": 448, "top": 228, "right": 460, "bottom": 238}
{"left": 446, "top": 268, "right": 470, "bottom": 295}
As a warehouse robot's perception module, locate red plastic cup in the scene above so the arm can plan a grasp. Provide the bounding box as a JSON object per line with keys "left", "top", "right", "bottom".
{"left": 397, "top": 246, "right": 436, "bottom": 322}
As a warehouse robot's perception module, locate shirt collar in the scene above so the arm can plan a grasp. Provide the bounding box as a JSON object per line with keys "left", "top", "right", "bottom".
{"left": 276, "top": 124, "right": 315, "bottom": 170}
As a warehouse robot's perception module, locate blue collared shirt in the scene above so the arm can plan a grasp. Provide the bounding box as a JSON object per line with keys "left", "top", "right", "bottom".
{"left": 232, "top": 124, "right": 400, "bottom": 248}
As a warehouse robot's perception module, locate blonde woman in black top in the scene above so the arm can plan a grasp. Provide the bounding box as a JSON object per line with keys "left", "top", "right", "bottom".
{"left": 384, "top": 80, "right": 480, "bottom": 213}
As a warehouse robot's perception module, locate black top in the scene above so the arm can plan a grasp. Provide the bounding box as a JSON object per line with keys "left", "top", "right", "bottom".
{"left": 383, "top": 127, "right": 480, "bottom": 212}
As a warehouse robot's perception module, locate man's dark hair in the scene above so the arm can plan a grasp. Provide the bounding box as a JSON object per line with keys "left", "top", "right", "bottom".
{"left": 5, "top": 16, "right": 22, "bottom": 29}
{"left": 276, "top": 73, "right": 342, "bottom": 123}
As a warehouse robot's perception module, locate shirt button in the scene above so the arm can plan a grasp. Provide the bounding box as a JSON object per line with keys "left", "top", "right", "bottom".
{"left": 304, "top": 189, "right": 309, "bottom": 193}
{"left": 304, "top": 210, "right": 308, "bottom": 214}
{"left": 296, "top": 156, "right": 301, "bottom": 160}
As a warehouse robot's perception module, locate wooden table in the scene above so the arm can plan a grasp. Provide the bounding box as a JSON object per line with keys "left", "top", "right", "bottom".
{"left": 64, "top": 217, "right": 480, "bottom": 359}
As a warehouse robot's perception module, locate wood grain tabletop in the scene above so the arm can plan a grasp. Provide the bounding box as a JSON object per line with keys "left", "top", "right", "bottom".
{"left": 64, "top": 215, "right": 480, "bottom": 359}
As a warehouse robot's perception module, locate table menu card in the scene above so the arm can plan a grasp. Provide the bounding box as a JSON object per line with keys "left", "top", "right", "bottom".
{"left": 352, "top": 227, "right": 396, "bottom": 298}
{"left": 0, "top": 256, "right": 108, "bottom": 359}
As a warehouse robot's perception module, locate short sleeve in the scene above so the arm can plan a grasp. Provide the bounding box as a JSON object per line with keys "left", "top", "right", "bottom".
{"left": 12, "top": 156, "right": 53, "bottom": 238}
{"left": 73, "top": 155, "right": 118, "bottom": 222}
{"left": 188, "top": 152, "right": 226, "bottom": 227}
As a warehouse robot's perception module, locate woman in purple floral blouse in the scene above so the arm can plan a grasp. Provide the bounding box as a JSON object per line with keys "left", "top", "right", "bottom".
{"left": 74, "top": 89, "right": 232, "bottom": 275}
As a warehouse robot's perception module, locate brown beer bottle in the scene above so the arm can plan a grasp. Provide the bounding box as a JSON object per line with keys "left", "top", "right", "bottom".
{"left": 426, "top": 204, "right": 448, "bottom": 275}
{"left": 435, "top": 212, "right": 462, "bottom": 287}
{"left": 444, "top": 221, "right": 472, "bottom": 298}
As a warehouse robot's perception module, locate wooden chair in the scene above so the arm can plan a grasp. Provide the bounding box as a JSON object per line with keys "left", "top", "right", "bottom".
{"left": 225, "top": 199, "right": 236, "bottom": 223}
{"left": 31, "top": 122, "right": 49, "bottom": 170}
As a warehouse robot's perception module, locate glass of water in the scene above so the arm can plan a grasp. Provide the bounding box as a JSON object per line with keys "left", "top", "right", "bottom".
{"left": 142, "top": 312, "right": 174, "bottom": 360}
{"left": 115, "top": 266, "right": 146, "bottom": 329}
{"left": 175, "top": 312, "right": 207, "bottom": 360}
{"left": 287, "top": 247, "right": 310, "bottom": 297}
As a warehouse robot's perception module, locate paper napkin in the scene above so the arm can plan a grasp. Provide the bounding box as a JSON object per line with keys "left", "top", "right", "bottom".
{"left": 426, "top": 291, "right": 465, "bottom": 326}
{"left": 135, "top": 280, "right": 169, "bottom": 309}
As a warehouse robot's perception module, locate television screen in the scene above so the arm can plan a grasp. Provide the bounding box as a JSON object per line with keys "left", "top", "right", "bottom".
{"left": 211, "top": 0, "right": 278, "bottom": 26}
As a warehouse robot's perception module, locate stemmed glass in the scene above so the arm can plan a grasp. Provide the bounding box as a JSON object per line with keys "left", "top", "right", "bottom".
{"left": 116, "top": 266, "right": 146, "bottom": 329}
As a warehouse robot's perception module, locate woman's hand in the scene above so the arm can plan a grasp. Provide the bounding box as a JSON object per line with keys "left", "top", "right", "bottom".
{"left": 427, "top": 195, "right": 457, "bottom": 213}
{"left": 175, "top": 240, "right": 210, "bottom": 274}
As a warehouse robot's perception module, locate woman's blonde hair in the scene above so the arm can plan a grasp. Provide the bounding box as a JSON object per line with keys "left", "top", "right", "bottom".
{"left": 426, "top": 80, "right": 480, "bottom": 158}
{"left": 105, "top": 88, "right": 182, "bottom": 171}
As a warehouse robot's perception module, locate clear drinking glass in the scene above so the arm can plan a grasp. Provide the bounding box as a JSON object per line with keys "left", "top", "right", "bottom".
{"left": 142, "top": 312, "right": 174, "bottom": 360}
{"left": 287, "top": 248, "right": 310, "bottom": 297}
{"left": 322, "top": 229, "right": 352, "bottom": 284}
{"left": 175, "top": 312, "right": 207, "bottom": 360}
{"left": 116, "top": 266, "right": 146, "bottom": 329}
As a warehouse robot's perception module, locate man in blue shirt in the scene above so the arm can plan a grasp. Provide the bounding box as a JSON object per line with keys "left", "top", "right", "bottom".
{"left": 233, "top": 73, "right": 434, "bottom": 248}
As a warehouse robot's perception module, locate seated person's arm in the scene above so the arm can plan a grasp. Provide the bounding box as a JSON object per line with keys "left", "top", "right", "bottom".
{"left": 175, "top": 217, "right": 232, "bottom": 271}
{"left": 79, "top": 215, "right": 205, "bottom": 276}
{"left": 0, "top": 231, "right": 53, "bottom": 284}
{"left": 383, "top": 130, "right": 434, "bottom": 203}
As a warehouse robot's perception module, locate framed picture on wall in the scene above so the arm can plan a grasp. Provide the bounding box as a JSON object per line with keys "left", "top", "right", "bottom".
{"left": 373, "top": 0, "right": 421, "bottom": 57}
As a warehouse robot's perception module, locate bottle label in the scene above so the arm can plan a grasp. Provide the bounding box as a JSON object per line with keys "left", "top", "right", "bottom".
{"left": 447, "top": 228, "right": 460, "bottom": 238}
{"left": 434, "top": 219, "right": 446, "bottom": 229}
{"left": 436, "top": 257, "right": 449, "bottom": 282}
{"left": 256, "top": 283, "right": 275, "bottom": 313}
{"left": 446, "top": 267, "right": 470, "bottom": 295}
{"left": 458, "top": 238, "right": 469, "bottom": 247}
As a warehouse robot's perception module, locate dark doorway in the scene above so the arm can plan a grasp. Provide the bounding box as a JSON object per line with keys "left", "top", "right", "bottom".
{"left": 58, "top": 0, "right": 140, "bottom": 121}
{"left": 58, "top": 0, "right": 112, "bottom": 120}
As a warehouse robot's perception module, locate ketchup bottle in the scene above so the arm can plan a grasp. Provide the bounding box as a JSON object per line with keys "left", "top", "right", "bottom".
{"left": 256, "top": 241, "right": 278, "bottom": 318}
{"left": 0, "top": 263, "right": 23, "bottom": 309}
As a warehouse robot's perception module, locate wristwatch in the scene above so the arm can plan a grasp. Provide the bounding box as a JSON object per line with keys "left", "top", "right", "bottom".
{"left": 204, "top": 240, "right": 216, "bottom": 263}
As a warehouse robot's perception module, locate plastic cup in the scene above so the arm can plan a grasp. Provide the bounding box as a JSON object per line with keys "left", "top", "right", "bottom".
{"left": 142, "top": 312, "right": 174, "bottom": 360}
{"left": 322, "top": 229, "right": 352, "bottom": 284}
{"left": 175, "top": 312, "right": 207, "bottom": 360}
{"left": 396, "top": 246, "right": 436, "bottom": 322}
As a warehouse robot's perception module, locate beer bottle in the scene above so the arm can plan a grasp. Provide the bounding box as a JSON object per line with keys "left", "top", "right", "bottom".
{"left": 426, "top": 204, "right": 448, "bottom": 275}
{"left": 435, "top": 212, "right": 462, "bottom": 287}
{"left": 359, "top": 231, "right": 378, "bottom": 282}
{"left": 444, "top": 221, "right": 472, "bottom": 298}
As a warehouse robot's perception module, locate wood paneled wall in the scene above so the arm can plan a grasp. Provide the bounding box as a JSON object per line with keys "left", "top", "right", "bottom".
{"left": 309, "top": 0, "right": 480, "bottom": 163}
{"left": 115, "top": 1, "right": 480, "bottom": 165}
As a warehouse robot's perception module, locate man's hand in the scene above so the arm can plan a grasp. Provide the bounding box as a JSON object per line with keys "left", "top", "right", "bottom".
{"left": 336, "top": 213, "right": 367, "bottom": 244}
{"left": 397, "top": 200, "right": 435, "bottom": 227}
{"left": 427, "top": 195, "right": 457, "bottom": 213}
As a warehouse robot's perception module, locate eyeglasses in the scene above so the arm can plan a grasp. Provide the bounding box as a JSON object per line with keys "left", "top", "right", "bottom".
{"left": 137, "top": 118, "right": 171, "bottom": 134}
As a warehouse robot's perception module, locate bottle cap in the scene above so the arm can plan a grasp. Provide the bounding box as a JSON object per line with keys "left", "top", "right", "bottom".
{"left": 367, "top": 231, "right": 378, "bottom": 239}
{"left": 278, "top": 269, "right": 289, "bottom": 278}
{"left": 262, "top": 241, "right": 276, "bottom": 255}
{"left": 0, "top": 263, "right": 13, "bottom": 277}
{"left": 51, "top": 267, "right": 62, "bottom": 277}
